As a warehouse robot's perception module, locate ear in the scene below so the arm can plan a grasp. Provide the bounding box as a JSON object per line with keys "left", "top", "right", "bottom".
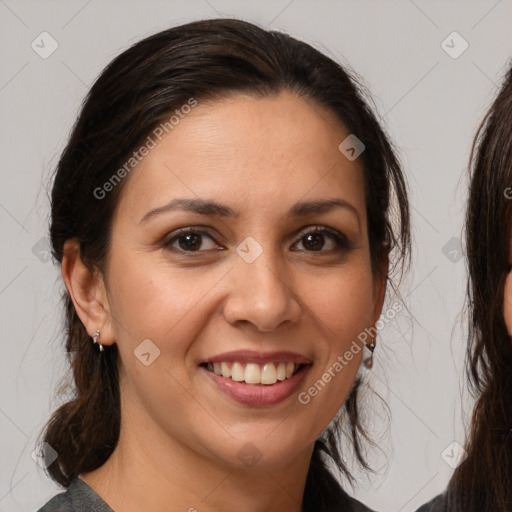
{"left": 503, "top": 268, "right": 512, "bottom": 336}
{"left": 61, "top": 239, "right": 115, "bottom": 346}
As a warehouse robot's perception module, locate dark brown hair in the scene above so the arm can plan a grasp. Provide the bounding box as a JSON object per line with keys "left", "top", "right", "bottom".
{"left": 41, "top": 18, "right": 410, "bottom": 510}
{"left": 446, "top": 64, "right": 512, "bottom": 511}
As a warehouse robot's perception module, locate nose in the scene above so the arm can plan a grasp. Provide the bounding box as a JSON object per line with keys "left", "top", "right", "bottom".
{"left": 222, "top": 248, "right": 302, "bottom": 332}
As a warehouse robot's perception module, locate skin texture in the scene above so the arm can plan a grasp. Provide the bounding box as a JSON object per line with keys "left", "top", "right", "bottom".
{"left": 504, "top": 270, "right": 512, "bottom": 336}
{"left": 62, "top": 91, "right": 387, "bottom": 512}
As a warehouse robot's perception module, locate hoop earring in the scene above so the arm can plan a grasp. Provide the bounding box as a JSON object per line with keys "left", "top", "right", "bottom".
{"left": 92, "top": 329, "right": 105, "bottom": 352}
{"left": 363, "top": 339, "right": 376, "bottom": 369}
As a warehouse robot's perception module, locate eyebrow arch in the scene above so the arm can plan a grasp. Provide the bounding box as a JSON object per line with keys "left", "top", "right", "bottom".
{"left": 139, "top": 197, "right": 361, "bottom": 227}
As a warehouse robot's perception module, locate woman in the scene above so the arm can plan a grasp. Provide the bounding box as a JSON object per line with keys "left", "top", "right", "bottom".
{"left": 417, "top": 66, "right": 512, "bottom": 511}
{"left": 36, "top": 18, "right": 410, "bottom": 511}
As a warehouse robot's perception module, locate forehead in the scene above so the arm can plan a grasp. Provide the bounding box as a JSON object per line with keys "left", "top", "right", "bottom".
{"left": 115, "top": 91, "right": 367, "bottom": 224}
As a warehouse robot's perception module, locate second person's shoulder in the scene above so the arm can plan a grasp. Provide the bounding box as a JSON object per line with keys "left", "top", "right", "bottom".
{"left": 415, "top": 494, "right": 445, "bottom": 512}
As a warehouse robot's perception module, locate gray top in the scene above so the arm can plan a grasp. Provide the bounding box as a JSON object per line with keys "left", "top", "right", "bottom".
{"left": 36, "top": 478, "right": 114, "bottom": 512}
{"left": 36, "top": 477, "right": 376, "bottom": 511}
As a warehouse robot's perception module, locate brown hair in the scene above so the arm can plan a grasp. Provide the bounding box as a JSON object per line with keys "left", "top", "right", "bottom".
{"left": 41, "top": 18, "right": 410, "bottom": 510}
{"left": 446, "top": 64, "right": 512, "bottom": 511}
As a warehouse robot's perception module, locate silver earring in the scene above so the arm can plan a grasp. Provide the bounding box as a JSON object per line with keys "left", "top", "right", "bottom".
{"left": 92, "top": 329, "right": 104, "bottom": 352}
{"left": 363, "top": 339, "right": 376, "bottom": 369}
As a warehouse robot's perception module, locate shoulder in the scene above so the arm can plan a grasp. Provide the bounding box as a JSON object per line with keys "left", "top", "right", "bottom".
{"left": 36, "top": 478, "right": 114, "bottom": 512}
{"left": 414, "top": 494, "right": 445, "bottom": 512}
{"left": 36, "top": 489, "right": 70, "bottom": 512}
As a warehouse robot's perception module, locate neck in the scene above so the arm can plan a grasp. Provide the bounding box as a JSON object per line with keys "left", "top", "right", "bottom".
{"left": 80, "top": 405, "right": 313, "bottom": 512}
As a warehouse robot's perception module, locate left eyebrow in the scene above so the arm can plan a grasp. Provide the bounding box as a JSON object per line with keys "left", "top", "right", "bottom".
{"left": 287, "top": 198, "right": 360, "bottom": 225}
{"left": 139, "top": 197, "right": 361, "bottom": 228}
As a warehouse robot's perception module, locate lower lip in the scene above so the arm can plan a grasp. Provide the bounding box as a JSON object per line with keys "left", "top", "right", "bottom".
{"left": 201, "top": 365, "right": 311, "bottom": 406}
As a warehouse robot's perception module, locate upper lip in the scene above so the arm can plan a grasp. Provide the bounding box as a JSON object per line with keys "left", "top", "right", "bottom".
{"left": 200, "top": 350, "right": 312, "bottom": 365}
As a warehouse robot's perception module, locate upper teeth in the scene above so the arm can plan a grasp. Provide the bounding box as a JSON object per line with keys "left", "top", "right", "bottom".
{"left": 206, "top": 361, "right": 298, "bottom": 385}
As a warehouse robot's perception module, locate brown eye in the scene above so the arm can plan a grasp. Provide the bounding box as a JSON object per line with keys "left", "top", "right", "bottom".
{"left": 292, "top": 226, "right": 351, "bottom": 253}
{"left": 177, "top": 233, "right": 202, "bottom": 251}
{"left": 299, "top": 232, "right": 331, "bottom": 251}
{"left": 164, "top": 228, "right": 219, "bottom": 253}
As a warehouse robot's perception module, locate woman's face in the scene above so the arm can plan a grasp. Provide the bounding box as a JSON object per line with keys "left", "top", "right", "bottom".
{"left": 99, "top": 91, "right": 386, "bottom": 470}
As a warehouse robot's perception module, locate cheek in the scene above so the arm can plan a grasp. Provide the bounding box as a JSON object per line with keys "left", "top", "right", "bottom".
{"left": 302, "top": 267, "right": 375, "bottom": 343}
{"left": 105, "top": 255, "right": 218, "bottom": 354}
{"left": 294, "top": 271, "right": 372, "bottom": 439}
{"left": 503, "top": 273, "right": 512, "bottom": 336}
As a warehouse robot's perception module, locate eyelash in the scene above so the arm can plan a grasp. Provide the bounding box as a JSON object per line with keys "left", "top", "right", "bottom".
{"left": 162, "top": 225, "right": 351, "bottom": 255}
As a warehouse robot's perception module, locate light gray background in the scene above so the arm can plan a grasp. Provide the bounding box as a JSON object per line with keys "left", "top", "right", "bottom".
{"left": 1, "top": 1, "right": 511, "bottom": 511}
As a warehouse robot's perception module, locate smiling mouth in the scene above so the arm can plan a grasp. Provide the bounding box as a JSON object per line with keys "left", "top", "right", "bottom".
{"left": 200, "top": 361, "right": 304, "bottom": 385}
